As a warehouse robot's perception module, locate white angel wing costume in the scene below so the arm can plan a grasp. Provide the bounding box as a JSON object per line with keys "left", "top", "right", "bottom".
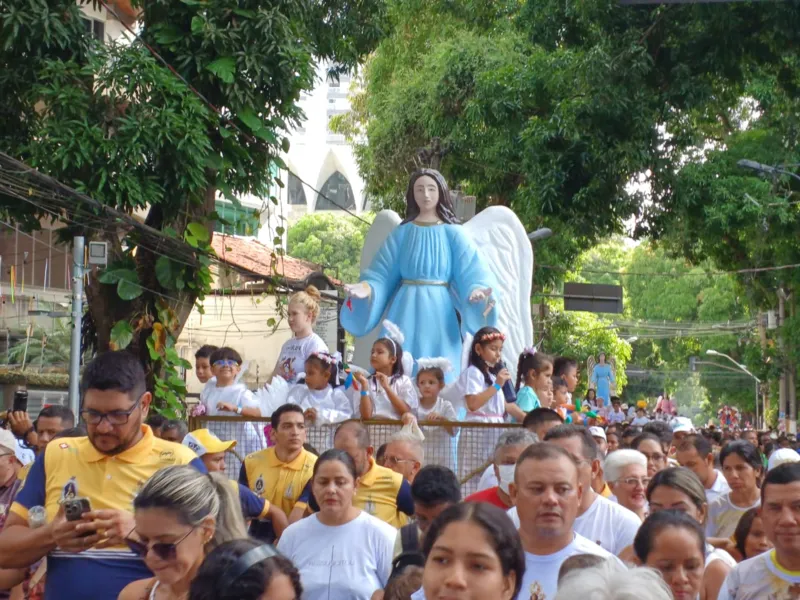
{"left": 350, "top": 210, "right": 402, "bottom": 372}
{"left": 461, "top": 206, "right": 533, "bottom": 384}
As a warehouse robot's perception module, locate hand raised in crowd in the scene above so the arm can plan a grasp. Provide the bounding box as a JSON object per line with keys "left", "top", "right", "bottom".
{"left": 77, "top": 509, "right": 136, "bottom": 550}
{"left": 495, "top": 368, "right": 511, "bottom": 387}
{"left": 401, "top": 412, "right": 416, "bottom": 426}
{"left": 354, "top": 372, "right": 369, "bottom": 390}
{"left": 8, "top": 410, "right": 34, "bottom": 438}
{"left": 375, "top": 372, "right": 390, "bottom": 391}
{"left": 304, "top": 407, "right": 318, "bottom": 423}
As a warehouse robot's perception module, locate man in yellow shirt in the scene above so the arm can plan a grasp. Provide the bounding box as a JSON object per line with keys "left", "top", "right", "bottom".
{"left": 240, "top": 404, "right": 316, "bottom": 541}
{"left": 332, "top": 421, "right": 413, "bottom": 528}
{"left": 0, "top": 351, "right": 202, "bottom": 600}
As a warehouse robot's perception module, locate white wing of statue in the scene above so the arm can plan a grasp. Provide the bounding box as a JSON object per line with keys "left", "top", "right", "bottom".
{"left": 462, "top": 206, "right": 533, "bottom": 384}
{"left": 587, "top": 356, "right": 596, "bottom": 390}
{"left": 350, "top": 210, "right": 402, "bottom": 371}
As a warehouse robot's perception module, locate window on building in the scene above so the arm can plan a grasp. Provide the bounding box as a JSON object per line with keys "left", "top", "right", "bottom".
{"left": 288, "top": 173, "right": 307, "bottom": 206}
{"left": 213, "top": 201, "right": 260, "bottom": 236}
{"left": 315, "top": 172, "right": 355, "bottom": 211}
{"left": 82, "top": 17, "right": 105, "bottom": 41}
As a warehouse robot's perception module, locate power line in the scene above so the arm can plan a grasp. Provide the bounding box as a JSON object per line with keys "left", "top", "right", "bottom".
{"left": 541, "top": 261, "right": 800, "bottom": 278}
{"left": 97, "top": 0, "right": 371, "bottom": 227}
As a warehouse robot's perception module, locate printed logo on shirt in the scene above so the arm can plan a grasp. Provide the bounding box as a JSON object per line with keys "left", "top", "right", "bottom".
{"left": 254, "top": 475, "right": 265, "bottom": 494}
{"left": 284, "top": 481, "right": 294, "bottom": 499}
{"left": 528, "top": 581, "right": 546, "bottom": 600}
{"left": 61, "top": 477, "right": 78, "bottom": 501}
{"left": 59, "top": 443, "right": 69, "bottom": 449}
{"left": 159, "top": 450, "right": 176, "bottom": 463}
{"left": 364, "top": 498, "right": 376, "bottom": 516}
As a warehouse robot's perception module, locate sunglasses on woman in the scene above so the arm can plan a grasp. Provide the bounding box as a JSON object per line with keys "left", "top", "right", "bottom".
{"left": 125, "top": 528, "right": 195, "bottom": 561}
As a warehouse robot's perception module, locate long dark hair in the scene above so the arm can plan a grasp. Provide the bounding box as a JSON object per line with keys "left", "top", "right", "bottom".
{"left": 469, "top": 326, "right": 505, "bottom": 386}
{"left": 400, "top": 169, "right": 459, "bottom": 225}
{"left": 372, "top": 337, "right": 404, "bottom": 383}
{"left": 634, "top": 509, "right": 705, "bottom": 564}
{"left": 423, "top": 503, "right": 524, "bottom": 599}
{"left": 733, "top": 507, "right": 762, "bottom": 559}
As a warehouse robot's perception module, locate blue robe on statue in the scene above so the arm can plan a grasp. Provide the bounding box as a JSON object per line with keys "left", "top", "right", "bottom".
{"left": 341, "top": 222, "right": 499, "bottom": 382}
{"left": 590, "top": 363, "right": 615, "bottom": 406}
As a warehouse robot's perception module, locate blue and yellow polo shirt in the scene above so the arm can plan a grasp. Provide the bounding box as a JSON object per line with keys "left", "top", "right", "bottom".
{"left": 353, "top": 459, "right": 414, "bottom": 528}
{"left": 11, "top": 426, "right": 203, "bottom": 600}
{"left": 239, "top": 447, "right": 316, "bottom": 516}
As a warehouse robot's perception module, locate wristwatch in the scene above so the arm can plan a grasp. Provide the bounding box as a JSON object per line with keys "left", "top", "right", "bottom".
{"left": 236, "top": 406, "right": 243, "bottom": 415}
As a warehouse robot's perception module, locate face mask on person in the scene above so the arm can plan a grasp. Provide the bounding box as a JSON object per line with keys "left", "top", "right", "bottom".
{"left": 497, "top": 464, "right": 516, "bottom": 495}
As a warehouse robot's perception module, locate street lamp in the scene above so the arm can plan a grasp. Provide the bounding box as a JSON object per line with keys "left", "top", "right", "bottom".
{"left": 737, "top": 159, "right": 800, "bottom": 184}
{"left": 706, "top": 349, "right": 761, "bottom": 428}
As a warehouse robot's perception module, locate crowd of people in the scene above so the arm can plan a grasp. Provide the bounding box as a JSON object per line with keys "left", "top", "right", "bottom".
{"left": 0, "top": 281, "right": 798, "bottom": 599}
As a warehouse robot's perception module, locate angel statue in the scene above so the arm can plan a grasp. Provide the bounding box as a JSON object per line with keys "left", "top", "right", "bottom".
{"left": 341, "top": 168, "right": 533, "bottom": 384}
{"left": 587, "top": 352, "right": 616, "bottom": 407}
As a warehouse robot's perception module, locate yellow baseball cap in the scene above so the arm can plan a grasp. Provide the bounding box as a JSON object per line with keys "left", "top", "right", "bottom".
{"left": 182, "top": 429, "right": 236, "bottom": 456}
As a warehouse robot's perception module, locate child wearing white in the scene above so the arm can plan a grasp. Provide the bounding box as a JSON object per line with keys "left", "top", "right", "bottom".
{"left": 354, "top": 335, "right": 418, "bottom": 420}
{"left": 269, "top": 285, "right": 328, "bottom": 384}
{"left": 288, "top": 352, "right": 353, "bottom": 425}
{"left": 457, "top": 327, "right": 511, "bottom": 481}
{"left": 415, "top": 358, "right": 458, "bottom": 471}
{"left": 199, "top": 346, "right": 265, "bottom": 474}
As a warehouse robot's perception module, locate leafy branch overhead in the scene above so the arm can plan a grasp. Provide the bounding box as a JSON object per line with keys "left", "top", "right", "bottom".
{"left": 0, "top": 0, "right": 387, "bottom": 415}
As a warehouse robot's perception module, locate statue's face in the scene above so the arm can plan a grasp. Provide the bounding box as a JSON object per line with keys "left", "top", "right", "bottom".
{"left": 413, "top": 175, "right": 440, "bottom": 217}
{"left": 599, "top": 353, "right": 606, "bottom": 363}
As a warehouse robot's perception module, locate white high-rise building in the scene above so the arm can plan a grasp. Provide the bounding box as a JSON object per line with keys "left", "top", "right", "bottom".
{"left": 278, "top": 64, "right": 368, "bottom": 222}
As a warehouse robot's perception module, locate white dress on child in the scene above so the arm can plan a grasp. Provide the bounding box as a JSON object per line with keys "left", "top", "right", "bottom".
{"left": 352, "top": 375, "right": 419, "bottom": 420}
{"left": 455, "top": 366, "right": 505, "bottom": 483}
{"left": 417, "top": 397, "right": 458, "bottom": 471}
{"left": 200, "top": 381, "right": 266, "bottom": 476}
{"left": 287, "top": 385, "right": 353, "bottom": 425}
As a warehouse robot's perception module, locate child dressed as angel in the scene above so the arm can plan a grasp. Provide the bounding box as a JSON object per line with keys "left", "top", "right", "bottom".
{"left": 286, "top": 352, "right": 352, "bottom": 425}
{"left": 415, "top": 358, "right": 458, "bottom": 470}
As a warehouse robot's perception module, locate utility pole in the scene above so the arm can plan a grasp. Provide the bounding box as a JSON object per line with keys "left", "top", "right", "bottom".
{"left": 779, "top": 290, "right": 790, "bottom": 432}
{"left": 68, "top": 236, "right": 84, "bottom": 416}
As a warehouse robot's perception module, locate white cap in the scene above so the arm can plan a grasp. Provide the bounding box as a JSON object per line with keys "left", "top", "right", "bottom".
{"left": 589, "top": 426, "right": 607, "bottom": 442}
{"left": 672, "top": 417, "right": 695, "bottom": 434}
{"left": 0, "top": 429, "right": 33, "bottom": 466}
{"left": 768, "top": 448, "right": 800, "bottom": 471}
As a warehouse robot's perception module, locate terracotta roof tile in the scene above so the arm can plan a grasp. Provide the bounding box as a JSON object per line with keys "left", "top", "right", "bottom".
{"left": 211, "top": 234, "right": 337, "bottom": 286}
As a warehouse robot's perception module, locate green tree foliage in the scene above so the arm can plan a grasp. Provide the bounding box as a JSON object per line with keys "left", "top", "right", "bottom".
{"left": 287, "top": 213, "right": 373, "bottom": 284}
{"left": 545, "top": 309, "right": 632, "bottom": 401}
{"left": 0, "top": 0, "right": 386, "bottom": 414}
{"left": 337, "top": 0, "right": 800, "bottom": 286}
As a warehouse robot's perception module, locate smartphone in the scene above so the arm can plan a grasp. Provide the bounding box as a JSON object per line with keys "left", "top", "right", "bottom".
{"left": 63, "top": 497, "right": 92, "bottom": 523}
{"left": 12, "top": 390, "right": 28, "bottom": 414}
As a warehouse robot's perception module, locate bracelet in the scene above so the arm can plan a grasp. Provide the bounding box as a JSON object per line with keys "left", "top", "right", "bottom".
{"left": 360, "top": 391, "right": 368, "bottom": 397}
{"left": 493, "top": 383, "right": 501, "bottom": 391}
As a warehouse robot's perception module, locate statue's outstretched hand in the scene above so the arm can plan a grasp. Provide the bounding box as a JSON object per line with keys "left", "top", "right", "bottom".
{"left": 469, "top": 287, "right": 492, "bottom": 303}
{"left": 345, "top": 282, "right": 371, "bottom": 299}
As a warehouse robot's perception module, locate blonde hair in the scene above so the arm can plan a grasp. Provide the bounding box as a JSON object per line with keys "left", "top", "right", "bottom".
{"left": 134, "top": 466, "right": 247, "bottom": 550}
{"left": 289, "top": 285, "right": 321, "bottom": 323}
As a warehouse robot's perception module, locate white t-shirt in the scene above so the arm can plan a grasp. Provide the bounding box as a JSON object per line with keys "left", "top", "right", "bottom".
{"left": 706, "top": 543, "right": 737, "bottom": 569}
{"left": 277, "top": 511, "right": 396, "bottom": 600}
{"left": 287, "top": 385, "right": 353, "bottom": 424}
{"left": 717, "top": 550, "right": 800, "bottom": 600}
{"left": 607, "top": 409, "right": 626, "bottom": 424}
{"left": 354, "top": 375, "right": 419, "bottom": 419}
{"left": 706, "top": 492, "right": 760, "bottom": 539}
{"left": 461, "top": 365, "right": 505, "bottom": 423}
{"left": 507, "top": 494, "right": 641, "bottom": 555}
{"left": 199, "top": 382, "right": 266, "bottom": 460}
{"left": 519, "top": 533, "right": 615, "bottom": 600}
{"left": 275, "top": 333, "right": 328, "bottom": 383}
{"left": 706, "top": 469, "right": 731, "bottom": 505}
{"left": 417, "top": 397, "right": 458, "bottom": 468}
{"left": 630, "top": 416, "right": 650, "bottom": 426}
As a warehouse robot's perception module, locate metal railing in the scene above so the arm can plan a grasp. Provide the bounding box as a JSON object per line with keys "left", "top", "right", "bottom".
{"left": 189, "top": 416, "right": 521, "bottom": 496}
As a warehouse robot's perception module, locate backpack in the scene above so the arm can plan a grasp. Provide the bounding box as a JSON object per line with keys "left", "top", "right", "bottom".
{"left": 389, "top": 523, "right": 425, "bottom": 580}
